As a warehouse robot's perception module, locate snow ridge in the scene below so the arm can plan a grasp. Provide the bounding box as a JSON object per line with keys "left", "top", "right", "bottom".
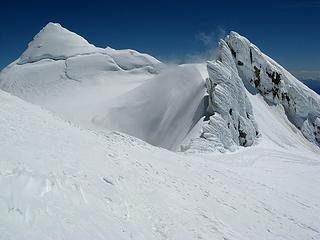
{"left": 225, "top": 31, "right": 320, "bottom": 146}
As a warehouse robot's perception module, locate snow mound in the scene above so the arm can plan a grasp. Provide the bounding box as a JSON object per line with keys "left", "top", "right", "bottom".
{"left": 225, "top": 31, "right": 320, "bottom": 146}
{"left": 0, "top": 23, "right": 162, "bottom": 132}
{"left": 18, "top": 23, "right": 99, "bottom": 64}
{"left": 94, "top": 65, "right": 206, "bottom": 150}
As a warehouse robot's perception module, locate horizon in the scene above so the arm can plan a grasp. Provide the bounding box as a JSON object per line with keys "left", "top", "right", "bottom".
{"left": 1, "top": 0, "right": 320, "bottom": 80}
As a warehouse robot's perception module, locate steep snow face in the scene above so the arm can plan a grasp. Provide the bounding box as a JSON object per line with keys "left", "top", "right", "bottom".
{"left": 94, "top": 65, "right": 206, "bottom": 150}
{"left": 225, "top": 31, "right": 320, "bottom": 146}
{"left": 185, "top": 40, "right": 259, "bottom": 152}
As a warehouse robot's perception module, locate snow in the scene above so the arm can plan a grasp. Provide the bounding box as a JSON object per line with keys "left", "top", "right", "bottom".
{"left": 1, "top": 88, "right": 320, "bottom": 240}
{"left": 185, "top": 39, "right": 259, "bottom": 152}
{"left": 225, "top": 31, "right": 320, "bottom": 146}
{"left": 105, "top": 48, "right": 161, "bottom": 72}
{"left": 0, "top": 22, "right": 320, "bottom": 240}
{"left": 0, "top": 23, "right": 162, "bottom": 132}
{"left": 94, "top": 65, "right": 206, "bottom": 150}
{"left": 18, "top": 23, "right": 99, "bottom": 64}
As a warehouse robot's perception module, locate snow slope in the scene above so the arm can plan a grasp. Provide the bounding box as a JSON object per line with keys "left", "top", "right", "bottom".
{"left": 94, "top": 65, "right": 206, "bottom": 150}
{"left": 1, "top": 87, "right": 320, "bottom": 240}
{"left": 184, "top": 32, "right": 320, "bottom": 152}
{"left": 225, "top": 31, "right": 320, "bottom": 146}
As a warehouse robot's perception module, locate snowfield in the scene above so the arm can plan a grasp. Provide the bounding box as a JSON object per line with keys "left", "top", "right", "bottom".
{"left": 1, "top": 85, "right": 320, "bottom": 240}
{"left": 0, "top": 23, "right": 320, "bottom": 240}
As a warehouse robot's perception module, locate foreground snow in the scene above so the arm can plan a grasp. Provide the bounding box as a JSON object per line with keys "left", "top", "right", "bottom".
{"left": 1, "top": 87, "right": 320, "bottom": 240}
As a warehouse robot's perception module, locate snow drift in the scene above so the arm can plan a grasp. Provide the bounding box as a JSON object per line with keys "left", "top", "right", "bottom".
{"left": 94, "top": 65, "right": 206, "bottom": 150}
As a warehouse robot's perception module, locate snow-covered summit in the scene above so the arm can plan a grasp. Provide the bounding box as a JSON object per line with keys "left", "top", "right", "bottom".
{"left": 224, "top": 31, "right": 320, "bottom": 146}
{"left": 0, "top": 23, "right": 164, "bottom": 139}
{"left": 18, "top": 22, "right": 99, "bottom": 64}
{"left": 16, "top": 22, "right": 161, "bottom": 71}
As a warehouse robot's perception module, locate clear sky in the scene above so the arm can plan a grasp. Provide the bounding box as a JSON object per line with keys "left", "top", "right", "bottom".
{"left": 1, "top": 0, "right": 319, "bottom": 74}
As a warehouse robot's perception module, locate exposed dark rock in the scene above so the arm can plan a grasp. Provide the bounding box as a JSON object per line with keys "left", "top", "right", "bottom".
{"left": 267, "top": 71, "right": 281, "bottom": 85}
{"left": 237, "top": 60, "right": 244, "bottom": 66}
{"left": 230, "top": 48, "right": 236, "bottom": 58}
{"left": 239, "top": 130, "right": 247, "bottom": 138}
{"left": 253, "top": 66, "right": 261, "bottom": 88}
{"left": 281, "top": 92, "right": 290, "bottom": 103}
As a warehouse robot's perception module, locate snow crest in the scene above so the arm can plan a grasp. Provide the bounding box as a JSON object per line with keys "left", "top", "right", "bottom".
{"left": 18, "top": 23, "right": 98, "bottom": 64}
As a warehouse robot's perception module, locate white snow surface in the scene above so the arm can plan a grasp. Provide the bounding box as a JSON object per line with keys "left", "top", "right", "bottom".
{"left": 1, "top": 86, "right": 320, "bottom": 240}
{"left": 0, "top": 23, "right": 166, "bottom": 139}
{"left": 18, "top": 23, "right": 100, "bottom": 64}
{"left": 94, "top": 65, "right": 206, "bottom": 150}
{"left": 0, "top": 23, "right": 320, "bottom": 239}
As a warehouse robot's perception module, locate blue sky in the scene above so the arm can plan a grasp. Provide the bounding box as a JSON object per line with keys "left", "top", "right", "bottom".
{"left": 1, "top": 0, "right": 319, "bottom": 74}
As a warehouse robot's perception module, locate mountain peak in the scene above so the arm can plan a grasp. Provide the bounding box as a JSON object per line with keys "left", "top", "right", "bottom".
{"left": 18, "top": 22, "right": 97, "bottom": 64}
{"left": 224, "top": 31, "right": 320, "bottom": 146}
{"left": 42, "top": 22, "right": 63, "bottom": 30}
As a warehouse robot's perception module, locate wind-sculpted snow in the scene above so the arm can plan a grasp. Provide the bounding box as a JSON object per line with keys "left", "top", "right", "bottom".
{"left": 105, "top": 47, "right": 161, "bottom": 73}
{"left": 185, "top": 40, "right": 259, "bottom": 152}
{"left": 225, "top": 31, "right": 320, "bottom": 146}
{"left": 94, "top": 65, "right": 206, "bottom": 150}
